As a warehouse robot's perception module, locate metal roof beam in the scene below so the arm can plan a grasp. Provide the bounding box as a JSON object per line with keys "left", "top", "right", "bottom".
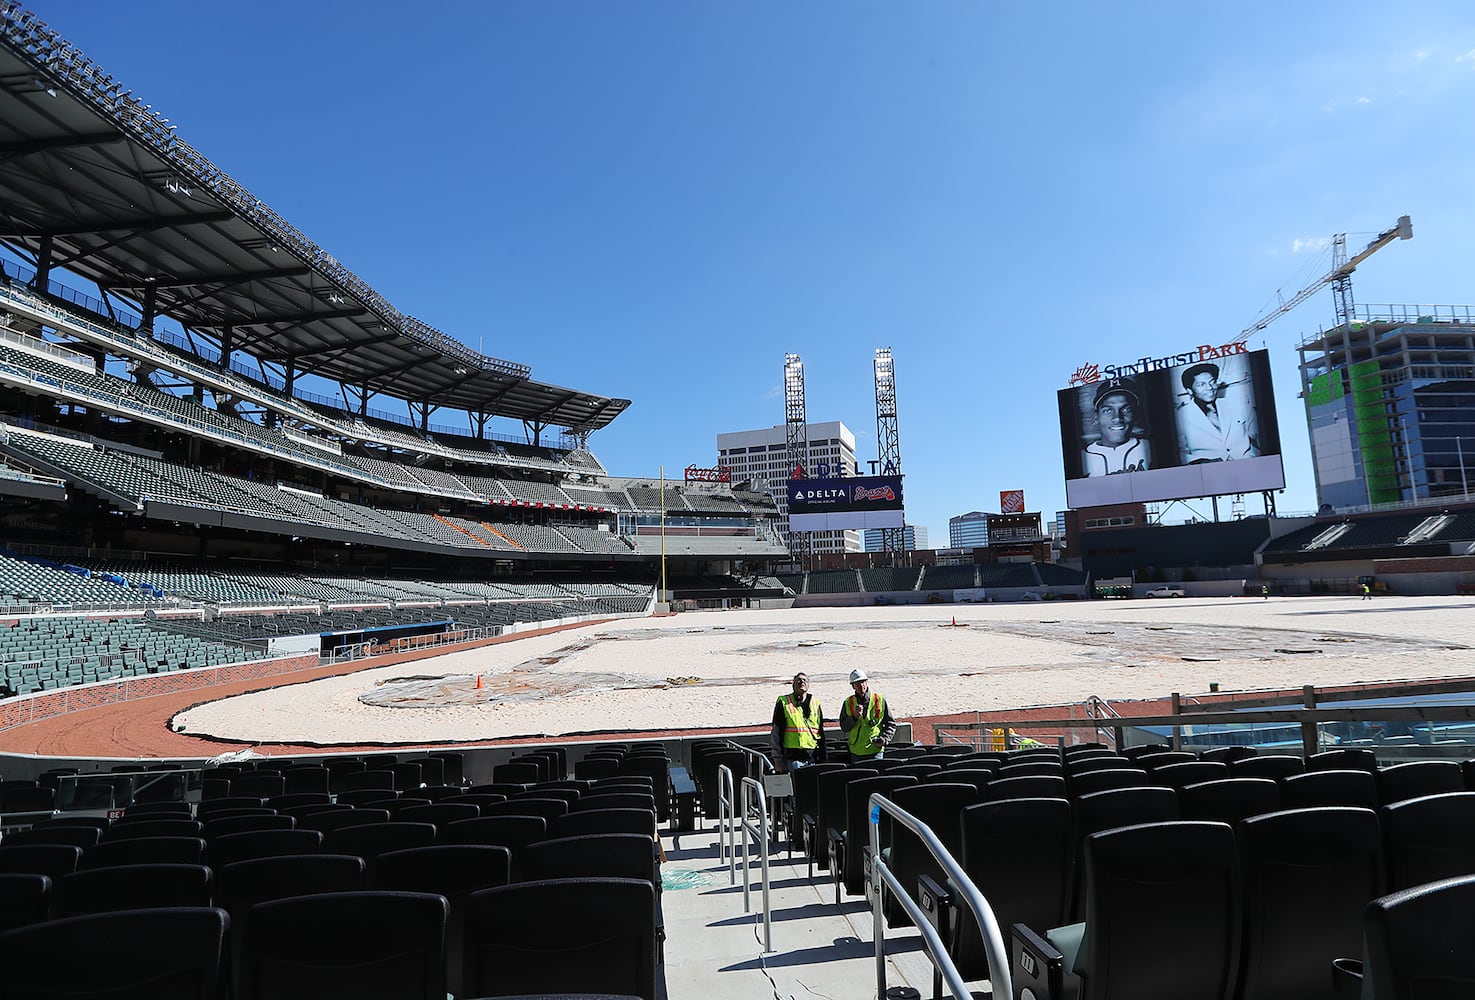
{"left": 270, "top": 331, "right": 404, "bottom": 367}
{"left": 530, "top": 388, "right": 579, "bottom": 424}
{"left": 25, "top": 211, "right": 235, "bottom": 237}
{"left": 110, "top": 265, "right": 312, "bottom": 290}
{"left": 359, "top": 356, "right": 434, "bottom": 382}
{"left": 0, "top": 132, "right": 122, "bottom": 158}
{"left": 213, "top": 305, "right": 367, "bottom": 327}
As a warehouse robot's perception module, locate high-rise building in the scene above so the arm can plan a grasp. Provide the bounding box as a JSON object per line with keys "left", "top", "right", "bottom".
{"left": 716, "top": 421, "right": 862, "bottom": 556}
{"left": 863, "top": 524, "right": 929, "bottom": 552}
{"left": 949, "top": 511, "right": 989, "bottom": 549}
{"left": 1299, "top": 311, "right": 1475, "bottom": 508}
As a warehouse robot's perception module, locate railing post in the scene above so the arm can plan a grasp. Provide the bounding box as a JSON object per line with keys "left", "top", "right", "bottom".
{"left": 871, "top": 795, "right": 886, "bottom": 998}
{"left": 1301, "top": 685, "right": 1319, "bottom": 757}
{"left": 868, "top": 793, "right": 1011, "bottom": 1000}
{"left": 1170, "top": 692, "right": 1182, "bottom": 750}
{"left": 739, "top": 776, "right": 773, "bottom": 953}
{"left": 717, "top": 764, "right": 736, "bottom": 882}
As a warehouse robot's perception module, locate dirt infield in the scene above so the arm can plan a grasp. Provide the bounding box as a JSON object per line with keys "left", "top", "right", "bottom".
{"left": 4, "top": 596, "right": 1474, "bottom": 758}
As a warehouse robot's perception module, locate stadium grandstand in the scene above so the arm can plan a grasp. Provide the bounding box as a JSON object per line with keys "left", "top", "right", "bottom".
{"left": 0, "top": 3, "right": 787, "bottom": 638}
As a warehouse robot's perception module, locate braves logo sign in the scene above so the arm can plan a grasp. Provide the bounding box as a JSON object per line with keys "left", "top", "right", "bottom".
{"left": 853, "top": 485, "right": 895, "bottom": 502}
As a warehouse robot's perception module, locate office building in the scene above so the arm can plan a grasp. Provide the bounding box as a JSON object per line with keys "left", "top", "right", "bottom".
{"left": 863, "top": 524, "right": 929, "bottom": 552}
{"left": 949, "top": 511, "right": 990, "bottom": 549}
{"left": 1299, "top": 310, "right": 1475, "bottom": 508}
{"left": 716, "top": 421, "right": 862, "bottom": 556}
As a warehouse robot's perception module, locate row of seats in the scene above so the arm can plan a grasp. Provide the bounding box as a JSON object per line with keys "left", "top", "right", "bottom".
{"left": 763, "top": 741, "right": 1475, "bottom": 1000}
{"left": 0, "top": 578, "right": 653, "bottom": 698}
{"left": 0, "top": 773, "right": 664, "bottom": 998}
{"left": 2, "top": 551, "right": 651, "bottom": 612}
{"left": 791, "top": 562, "right": 1061, "bottom": 596}
{"left": 1007, "top": 803, "right": 1475, "bottom": 1000}
{"left": 8, "top": 429, "right": 663, "bottom": 560}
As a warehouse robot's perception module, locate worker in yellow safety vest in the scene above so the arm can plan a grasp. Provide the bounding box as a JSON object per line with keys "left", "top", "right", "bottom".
{"left": 839, "top": 668, "right": 897, "bottom": 763}
{"left": 770, "top": 672, "right": 827, "bottom": 772}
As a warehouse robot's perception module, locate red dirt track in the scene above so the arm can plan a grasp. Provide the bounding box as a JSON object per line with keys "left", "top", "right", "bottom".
{"left": 6, "top": 612, "right": 1437, "bottom": 760}
{"left": 0, "top": 620, "right": 642, "bottom": 759}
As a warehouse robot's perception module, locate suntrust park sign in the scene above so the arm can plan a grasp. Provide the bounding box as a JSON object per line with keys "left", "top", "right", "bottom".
{"left": 1066, "top": 339, "right": 1248, "bottom": 387}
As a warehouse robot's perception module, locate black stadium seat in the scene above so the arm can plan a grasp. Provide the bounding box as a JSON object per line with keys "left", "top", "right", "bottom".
{"left": 833, "top": 774, "right": 917, "bottom": 901}
{"left": 463, "top": 878, "right": 657, "bottom": 1000}
{"left": 238, "top": 891, "right": 447, "bottom": 1000}
{"left": 1178, "top": 777, "right": 1281, "bottom": 824}
{"left": 881, "top": 783, "right": 978, "bottom": 928}
{"left": 53, "top": 863, "right": 213, "bottom": 917}
{"left": 1281, "top": 769, "right": 1378, "bottom": 810}
{"left": 1375, "top": 760, "right": 1464, "bottom": 805}
{"left": 0, "top": 907, "right": 230, "bottom": 1000}
{"left": 1380, "top": 791, "right": 1475, "bottom": 892}
{"left": 1236, "top": 807, "right": 1384, "bottom": 1000}
{"left": 1013, "top": 821, "right": 1240, "bottom": 1000}
{"left": 0, "top": 873, "right": 51, "bottom": 933}
{"left": 951, "top": 797, "right": 1073, "bottom": 982}
{"left": 371, "top": 845, "right": 512, "bottom": 999}
{"left": 1351, "top": 875, "right": 1475, "bottom": 999}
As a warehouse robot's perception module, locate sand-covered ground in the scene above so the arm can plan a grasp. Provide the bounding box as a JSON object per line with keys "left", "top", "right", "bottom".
{"left": 172, "top": 595, "right": 1475, "bottom": 746}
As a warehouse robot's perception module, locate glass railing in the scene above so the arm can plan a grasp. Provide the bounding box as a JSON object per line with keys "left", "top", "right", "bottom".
{"left": 56, "top": 767, "right": 206, "bottom": 811}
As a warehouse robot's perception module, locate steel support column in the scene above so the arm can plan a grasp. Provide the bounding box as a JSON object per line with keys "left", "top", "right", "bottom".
{"left": 874, "top": 347, "right": 903, "bottom": 564}
{"left": 783, "top": 353, "right": 810, "bottom": 569}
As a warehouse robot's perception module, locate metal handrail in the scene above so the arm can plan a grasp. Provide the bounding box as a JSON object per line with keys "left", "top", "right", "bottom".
{"left": 721, "top": 739, "right": 786, "bottom": 842}
{"left": 868, "top": 793, "right": 1011, "bottom": 1000}
{"left": 722, "top": 739, "right": 774, "bottom": 771}
{"left": 739, "top": 776, "right": 773, "bottom": 953}
{"left": 1084, "top": 694, "right": 1123, "bottom": 748}
{"left": 717, "top": 763, "right": 737, "bottom": 880}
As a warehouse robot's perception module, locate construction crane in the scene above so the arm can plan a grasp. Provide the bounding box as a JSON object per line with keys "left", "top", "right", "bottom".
{"left": 1239, "top": 214, "right": 1412, "bottom": 341}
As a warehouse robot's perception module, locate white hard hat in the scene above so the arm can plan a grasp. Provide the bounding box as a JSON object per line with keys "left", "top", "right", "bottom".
{"left": 849, "top": 669, "right": 868, "bottom": 684}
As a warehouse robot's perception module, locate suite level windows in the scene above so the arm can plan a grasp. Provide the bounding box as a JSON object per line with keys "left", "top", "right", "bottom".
{"left": 1084, "top": 516, "right": 1136, "bottom": 528}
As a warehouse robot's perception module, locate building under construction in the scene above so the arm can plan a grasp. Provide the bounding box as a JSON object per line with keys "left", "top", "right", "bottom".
{"left": 1299, "top": 306, "right": 1475, "bottom": 509}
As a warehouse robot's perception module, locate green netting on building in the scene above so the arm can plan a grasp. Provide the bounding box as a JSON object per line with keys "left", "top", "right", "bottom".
{"left": 1306, "top": 371, "right": 1346, "bottom": 408}
{"left": 1350, "top": 360, "right": 1399, "bottom": 504}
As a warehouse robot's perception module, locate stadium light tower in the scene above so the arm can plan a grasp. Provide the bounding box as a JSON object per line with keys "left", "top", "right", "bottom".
{"left": 783, "top": 353, "right": 811, "bottom": 570}
{"left": 874, "top": 347, "right": 904, "bottom": 564}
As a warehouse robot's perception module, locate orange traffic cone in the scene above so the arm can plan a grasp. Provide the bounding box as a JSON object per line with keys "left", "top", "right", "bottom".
{"left": 475, "top": 675, "right": 483, "bottom": 690}
{"left": 952, "top": 616, "right": 958, "bottom": 627}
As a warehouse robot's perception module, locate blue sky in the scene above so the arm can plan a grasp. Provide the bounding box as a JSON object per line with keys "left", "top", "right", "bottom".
{"left": 22, "top": 2, "right": 1475, "bottom": 543}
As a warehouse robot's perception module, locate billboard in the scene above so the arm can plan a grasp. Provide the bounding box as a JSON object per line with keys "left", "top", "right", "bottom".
{"left": 787, "top": 475, "right": 904, "bottom": 531}
{"left": 1059, "top": 347, "right": 1285, "bottom": 508}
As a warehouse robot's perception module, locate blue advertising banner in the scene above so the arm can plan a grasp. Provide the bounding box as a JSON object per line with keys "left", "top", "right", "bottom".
{"left": 787, "top": 475, "right": 904, "bottom": 531}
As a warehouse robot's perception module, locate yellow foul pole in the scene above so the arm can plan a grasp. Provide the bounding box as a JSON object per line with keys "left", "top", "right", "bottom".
{"left": 659, "top": 465, "right": 667, "bottom": 605}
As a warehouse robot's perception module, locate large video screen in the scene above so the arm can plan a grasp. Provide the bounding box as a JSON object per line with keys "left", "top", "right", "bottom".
{"left": 787, "top": 475, "right": 904, "bottom": 531}
{"left": 1059, "top": 348, "right": 1285, "bottom": 508}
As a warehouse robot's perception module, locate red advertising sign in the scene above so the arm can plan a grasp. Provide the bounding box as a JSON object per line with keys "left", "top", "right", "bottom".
{"left": 1000, "top": 489, "right": 1025, "bottom": 514}
{"left": 684, "top": 465, "right": 732, "bottom": 483}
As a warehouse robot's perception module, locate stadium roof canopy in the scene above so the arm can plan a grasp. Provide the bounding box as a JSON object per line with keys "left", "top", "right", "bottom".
{"left": 0, "top": 5, "right": 629, "bottom": 435}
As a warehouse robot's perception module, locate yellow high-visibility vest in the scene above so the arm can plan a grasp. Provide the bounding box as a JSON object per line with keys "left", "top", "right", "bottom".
{"left": 777, "top": 694, "right": 821, "bottom": 750}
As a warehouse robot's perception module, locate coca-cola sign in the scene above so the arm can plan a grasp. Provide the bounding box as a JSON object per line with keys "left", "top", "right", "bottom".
{"left": 684, "top": 465, "right": 732, "bottom": 483}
